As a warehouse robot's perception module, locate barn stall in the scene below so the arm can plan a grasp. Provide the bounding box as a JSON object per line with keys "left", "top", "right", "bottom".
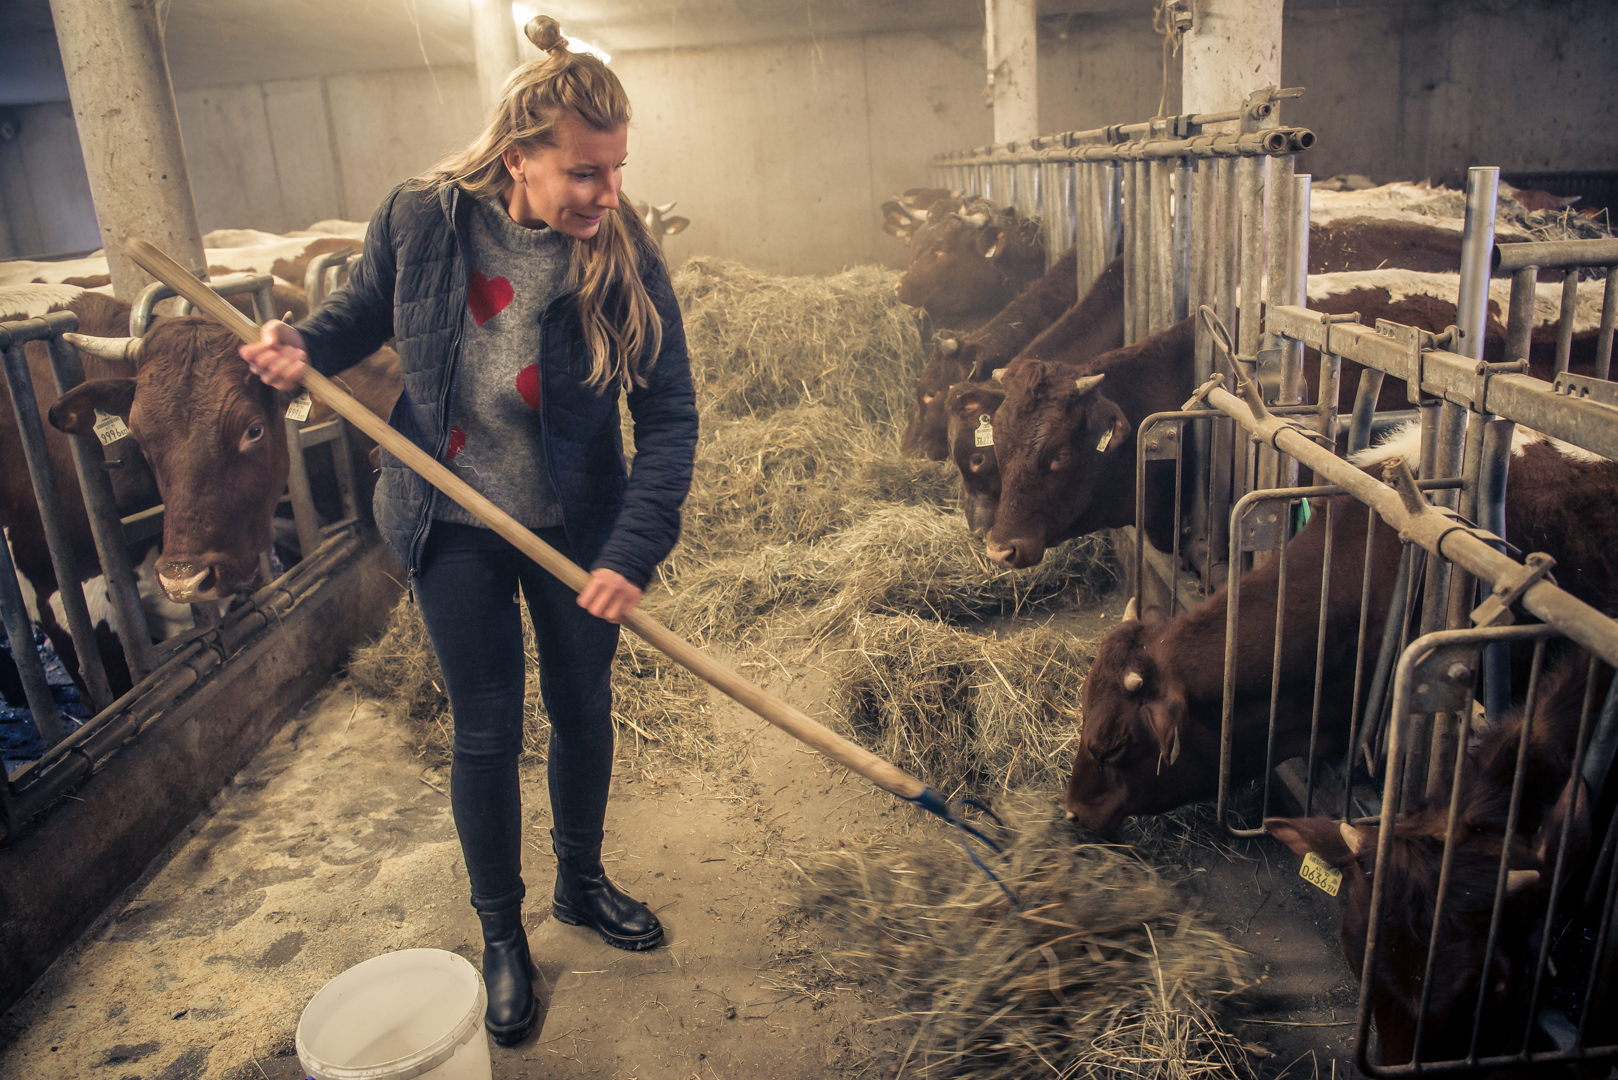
{"left": 1, "top": 0, "right": 1617, "bottom": 1077}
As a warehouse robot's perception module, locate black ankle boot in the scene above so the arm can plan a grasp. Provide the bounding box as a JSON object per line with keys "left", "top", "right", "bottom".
{"left": 478, "top": 906, "right": 538, "bottom": 1046}
{"left": 551, "top": 839, "right": 664, "bottom": 951}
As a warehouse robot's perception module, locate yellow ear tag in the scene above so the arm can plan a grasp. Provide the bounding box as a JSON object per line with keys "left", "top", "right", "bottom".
{"left": 285, "top": 391, "right": 313, "bottom": 422}
{"left": 92, "top": 409, "right": 130, "bottom": 446}
{"left": 974, "top": 415, "right": 994, "bottom": 448}
{"left": 1299, "top": 851, "right": 1343, "bottom": 896}
{"left": 1095, "top": 428, "right": 1113, "bottom": 453}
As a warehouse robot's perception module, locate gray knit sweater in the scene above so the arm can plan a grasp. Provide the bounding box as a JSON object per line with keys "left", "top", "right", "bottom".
{"left": 434, "top": 194, "right": 570, "bottom": 529}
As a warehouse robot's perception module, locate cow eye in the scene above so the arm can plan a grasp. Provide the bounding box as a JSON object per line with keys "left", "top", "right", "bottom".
{"left": 922, "top": 393, "right": 936, "bottom": 404}
{"left": 244, "top": 424, "right": 264, "bottom": 444}
{"left": 1048, "top": 447, "right": 1070, "bottom": 471}
{"left": 969, "top": 453, "right": 986, "bottom": 470}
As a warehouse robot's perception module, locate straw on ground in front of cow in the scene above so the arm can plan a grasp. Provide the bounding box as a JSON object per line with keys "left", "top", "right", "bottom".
{"left": 791, "top": 794, "right": 1254, "bottom": 1080}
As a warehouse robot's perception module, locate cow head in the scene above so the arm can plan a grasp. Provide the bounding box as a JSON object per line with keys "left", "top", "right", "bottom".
{"left": 894, "top": 202, "right": 1012, "bottom": 321}
{"left": 945, "top": 381, "right": 1005, "bottom": 537}
{"left": 1064, "top": 608, "right": 1196, "bottom": 839}
{"left": 636, "top": 200, "right": 690, "bottom": 249}
{"left": 881, "top": 188, "right": 959, "bottom": 243}
{"left": 900, "top": 334, "right": 975, "bottom": 460}
{"left": 50, "top": 317, "right": 289, "bottom": 603}
{"left": 985, "top": 364, "right": 1131, "bottom": 569}
{"left": 1262, "top": 658, "right": 1598, "bottom": 1066}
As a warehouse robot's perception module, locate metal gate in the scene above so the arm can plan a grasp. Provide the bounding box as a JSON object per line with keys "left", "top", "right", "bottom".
{"left": 1135, "top": 167, "right": 1618, "bottom": 1074}
{"left": 0, "top": 277, "right": 366, "bottom": 838}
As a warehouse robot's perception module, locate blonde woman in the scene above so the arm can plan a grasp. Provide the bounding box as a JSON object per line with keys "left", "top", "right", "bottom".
{"left": 241, "top": 16, "right": 696, "bottom": 1045}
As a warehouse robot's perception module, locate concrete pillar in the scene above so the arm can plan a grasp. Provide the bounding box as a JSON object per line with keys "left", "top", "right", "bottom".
{"left": 470, "top": 0, "right": 521, "bottom": 117}
{"left": 49, "top": 0, "right": 206, "bottom": 301}
{"left": 987, "top": 0, "right": 1038, "bottom": 145}
{"left": 1181, "top": 0, "right": 1283, "bottom": 128}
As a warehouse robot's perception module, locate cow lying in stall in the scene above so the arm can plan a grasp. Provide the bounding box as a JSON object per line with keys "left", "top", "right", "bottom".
{"left": 1064, "top": 428, "right": 1618, "bottom": 841}
{"left": 1265, "top": 654, "right": 1615, "bottom": 1066}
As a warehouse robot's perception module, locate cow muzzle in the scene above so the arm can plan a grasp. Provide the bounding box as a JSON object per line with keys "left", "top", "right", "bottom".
{"left": 157, "top": 560, "right": 220, "bottom": 603}
{"left": 985, "top": 537, "right": 1043, "bottom": 569}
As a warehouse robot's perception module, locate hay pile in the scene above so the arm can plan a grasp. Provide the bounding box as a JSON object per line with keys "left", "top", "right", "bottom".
{"left": 673, "top": 257, "right": 926, "bottom": 426}
{"left": 792, "top": 796, "right": 1253, "bottom": 1080}
{"left": 348, "top": 600, "right": 711, "bottom": 769}
{"left": 829, "top": 615, "right": 1094, "bottom": 798}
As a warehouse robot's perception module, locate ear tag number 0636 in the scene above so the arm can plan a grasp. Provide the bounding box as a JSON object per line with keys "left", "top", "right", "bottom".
{"left": 92, "top": 408, "right": 130, "bottom": 446}
{"left": 974, "top": 415, "right": 994, "bottom": 448}
{"left": 285, "top": 391, "right": 313, "bottom": 422}
{"left": 1299, "top": 851, "right": 1343, "bottom": 896}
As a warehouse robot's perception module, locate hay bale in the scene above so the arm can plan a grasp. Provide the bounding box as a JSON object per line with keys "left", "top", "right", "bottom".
{"left": 793, "top": 796, "right": 1253, "bottom": 1080}
{"left": 347, "top": 597, "right": 712, "bottom": 768}
{"left": 673, "top": 257, "right": 926, "bottom": 426}
{"left": 828, "top": 614, "right": 1095, "bottom": 797}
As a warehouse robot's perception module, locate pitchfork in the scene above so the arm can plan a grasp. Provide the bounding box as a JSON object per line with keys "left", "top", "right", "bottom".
{"left": 124, "top": 238, "right": 1023, "bottom": 908}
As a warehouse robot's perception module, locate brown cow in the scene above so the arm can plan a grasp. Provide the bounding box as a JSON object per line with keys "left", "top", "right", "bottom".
{"left": 901, "top": 244, "right": 1087, "bottom": 459}
{"left": 894, "top": 198, "right": 1045, "bottom": 330}
{"left": 880, "top": 188, "right": 961, "bottom": 243}
{"left": 1265, "top": 655, "right": 1607, "bottom": 1066}
{"left": 1064, "top": 491, "right": 1402, "bottom": 840}
{"left": 902, "top": 251, "right": 1126, "bottom": 461}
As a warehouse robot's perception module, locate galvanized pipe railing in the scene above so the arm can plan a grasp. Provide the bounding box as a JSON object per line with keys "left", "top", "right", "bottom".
{"left": 131, "top": 271, "right": 276, "bottom": 335}
{"left": 1493, "top": 237, "right": 1618, "bottom": 384}
{"left": 0, "top": 525, "right": 364, "bottom": 840}
{"left": 935, "top": 127, "right": 1313, "bottom": 167}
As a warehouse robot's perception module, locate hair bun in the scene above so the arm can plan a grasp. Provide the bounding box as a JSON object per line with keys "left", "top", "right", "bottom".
{"left": 524, "top": 15, "right": 566, "bottom": 53}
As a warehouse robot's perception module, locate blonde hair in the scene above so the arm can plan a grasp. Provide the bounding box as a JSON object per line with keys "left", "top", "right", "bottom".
{"left": 416, "top": 15, "right": 662, "bottom": 391}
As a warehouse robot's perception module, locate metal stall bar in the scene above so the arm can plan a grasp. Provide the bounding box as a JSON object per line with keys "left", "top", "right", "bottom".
{"left": 1149, "top": 157, "right": 1175, "bottom": 334}
{"left": 1123, "top": 161, "right": 1140, "bottom": 345}
{"left": 43, "top": 330, "right": 158, "bottom": 681}
{"left": 936, "top": 126, "right": 1310, "bottom": 167}
{"left": 1204, "top": 357, "right": 1618, "bottom": 670}
{"left": 0, "top": 325, "right": 115, "bottom": 712}
{"left": 0, "top": 506, "right": 66, "bottom": 753}
{"left": 1358, "top": 624, "right": 1618, "bottom": 1077}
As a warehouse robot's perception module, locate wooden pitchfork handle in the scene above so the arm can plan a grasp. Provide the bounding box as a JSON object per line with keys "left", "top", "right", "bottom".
{"left": 124, "top": 237, "right": 931, "bottom": 803}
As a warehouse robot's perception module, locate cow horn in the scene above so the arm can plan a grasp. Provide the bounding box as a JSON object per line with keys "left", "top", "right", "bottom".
{"left": 654, "top": 200, "right": 677, "bottom": 215}
{"left": 1123, "top": 596, "right": 1139, "bottom": 622}
{"left": 1505, "top": 869, "right": 1540, "bottom": 896}
{"left": 64, "top": 332, "right": 143, "bottom": 363}
{"left": 953, "top": 211, "right": 989, "bottom": 228}
{"left": 938, "top": 336, "right": 959, "bottom": 354}
{"left": 990, "top": 367, "right": 1008, "bottom": 382}
{"left": 902, "top": 205, "right": 929, "bottom": 223}
{"left": 1122, "top": 671, "right": 1144, "bottom": 692}
{"left": 1074, "top": 373, "right": 1106, "bottom": 394}
{"left": 1339, "top": 821, "right": 1372, "bottom": 856}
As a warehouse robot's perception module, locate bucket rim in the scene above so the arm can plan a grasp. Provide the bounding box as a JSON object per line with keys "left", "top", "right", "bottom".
{"left": 295, "top": 948, "right": 487, "bottom": 1080}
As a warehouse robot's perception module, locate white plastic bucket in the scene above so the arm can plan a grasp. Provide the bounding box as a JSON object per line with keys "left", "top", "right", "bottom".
{"left": 296, "top": 948, "right": 492, "bottom": 1080}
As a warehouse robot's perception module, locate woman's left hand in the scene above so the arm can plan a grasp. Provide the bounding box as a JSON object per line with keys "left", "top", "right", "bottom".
{"left": 577, "top": 568, "right": 643, "bottom": 623}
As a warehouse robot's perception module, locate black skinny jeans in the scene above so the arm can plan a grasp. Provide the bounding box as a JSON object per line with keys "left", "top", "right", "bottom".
{"left": 414, "top": 521, "right": 620, "bottom": 916}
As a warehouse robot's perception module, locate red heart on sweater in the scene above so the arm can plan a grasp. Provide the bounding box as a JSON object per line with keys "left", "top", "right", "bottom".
{"left": 446, "top": 425, "right": 466, "bottom": 461}
{"left": 467, "top": 270, "right": 513, "bottom": 326}
{"left": 515, "top": 364, "right": 542, "bottom": 409}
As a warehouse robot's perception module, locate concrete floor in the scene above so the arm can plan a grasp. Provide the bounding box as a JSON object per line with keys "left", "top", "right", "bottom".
{"left": 0, "top": 590, "right": 1363, "bottom": 1080}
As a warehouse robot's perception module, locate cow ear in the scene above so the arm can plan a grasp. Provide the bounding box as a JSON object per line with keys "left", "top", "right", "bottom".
{"left": 1532, "top": 777, "right": 1591, "bottom": 871}
{"left": 1141, "top": 696, "right": 1184, "bottom": 767}
{"left": 662, "top": 216, "right": 690, "bottom": 236}
{"left": 1087, "top": 397, "right": 1132, "bottom": 455}
{"left": 1264, "top": 817, "right": 1363, "bottom": 868}
{"left": 48, "top": 378, "right": 136, "bottom": 437}
{"left": 978, "top": 228, "right": 1004, "bottom": 260}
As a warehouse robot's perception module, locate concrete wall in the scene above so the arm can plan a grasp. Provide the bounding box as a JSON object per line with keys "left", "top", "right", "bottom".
{"left": 2, "top": 2, "right": 1613, "bottom": 270}
{"left": 0, "top": 67, "right": 481, "bottom": 259}
{"left": 1285, "top": 0, "right": 1617, "bottom": 185}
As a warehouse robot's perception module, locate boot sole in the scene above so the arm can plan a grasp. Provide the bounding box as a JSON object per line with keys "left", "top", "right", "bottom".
{"left": 552, "top": 902, "right": 664, "bottom": 951}
{"left": 485, "top": 993, "right": 539, "bottom": 1047}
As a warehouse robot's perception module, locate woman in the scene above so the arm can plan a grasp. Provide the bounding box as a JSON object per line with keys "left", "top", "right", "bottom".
{"left": 241, "top": 16, "right": 697, "bottom": 1046}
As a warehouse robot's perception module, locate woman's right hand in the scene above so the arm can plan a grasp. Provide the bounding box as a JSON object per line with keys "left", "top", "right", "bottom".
{"left": 240, "top": 320, "right": 309, "bottom": 391}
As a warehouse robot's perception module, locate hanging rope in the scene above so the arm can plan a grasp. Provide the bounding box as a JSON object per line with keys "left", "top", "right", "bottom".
{"left": 1152, "top": 0, "right": 1188, "bottom": 120}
